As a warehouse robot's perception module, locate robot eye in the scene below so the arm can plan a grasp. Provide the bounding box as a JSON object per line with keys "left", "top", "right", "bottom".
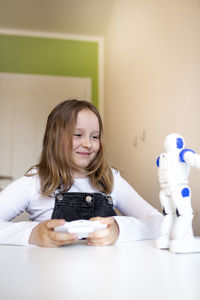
{"left": 176, "top": 138, "right": 184, "bottom": 149}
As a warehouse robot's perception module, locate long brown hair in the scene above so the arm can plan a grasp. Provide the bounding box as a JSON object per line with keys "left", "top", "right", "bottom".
{"left": 26, "top": 99, "right": 113, "bottom": 196}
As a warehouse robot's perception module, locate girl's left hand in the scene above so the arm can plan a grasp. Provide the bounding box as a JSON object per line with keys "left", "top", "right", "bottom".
{"left": 87, "top": 217, "right": 119, "bottom": 246}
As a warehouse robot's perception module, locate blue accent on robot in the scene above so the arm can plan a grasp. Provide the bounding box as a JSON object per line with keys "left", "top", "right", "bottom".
{"left": 156, "top": 156, "right": 160, "bottom": 167}
{"left": 179, "top": 149, "right": 196, "bottom": 163}
{"left": 181, "top": 188, "right": 190, "bottom": 198}
{"left": 176, "top": 138, "right": 184, "bottom": 149}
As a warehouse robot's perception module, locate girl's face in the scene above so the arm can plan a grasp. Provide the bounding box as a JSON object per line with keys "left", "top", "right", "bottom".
{"left": 71, "top": 109, "right": 100, "bottom": 178}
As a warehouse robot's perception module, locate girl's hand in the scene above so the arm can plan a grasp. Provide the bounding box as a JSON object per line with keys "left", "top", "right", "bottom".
{"left": 29, "top": 219, "right": 78, "bottom": 247}
{"left": 87, "top": 217, "right": 119, "bottom": 246}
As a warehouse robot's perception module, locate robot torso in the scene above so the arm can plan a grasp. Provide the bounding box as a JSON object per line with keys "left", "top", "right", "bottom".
{"left": 158, "top": 151, "right": 190, "bottom": 188}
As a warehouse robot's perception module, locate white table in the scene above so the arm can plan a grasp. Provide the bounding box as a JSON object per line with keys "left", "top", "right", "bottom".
{"left": 0, "top": 240, "right": 200, "bottom": 300}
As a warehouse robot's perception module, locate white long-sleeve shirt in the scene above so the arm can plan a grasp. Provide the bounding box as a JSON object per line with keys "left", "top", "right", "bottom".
{"left": 0, "top": 169, "right": 162, "bottom": 246}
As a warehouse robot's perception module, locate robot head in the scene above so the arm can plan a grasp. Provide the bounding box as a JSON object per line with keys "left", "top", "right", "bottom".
{"left": 164, "top": 133, "right": 185, "bottom": 152}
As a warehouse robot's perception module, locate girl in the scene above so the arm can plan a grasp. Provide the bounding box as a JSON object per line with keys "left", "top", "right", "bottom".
{"left": 0, "top": 99, "right": 162, "bottom": 247}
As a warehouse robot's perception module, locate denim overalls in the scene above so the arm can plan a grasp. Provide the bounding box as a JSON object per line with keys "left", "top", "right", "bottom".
{"left": 51, "top": 191, "right": 117, "bottom": 221}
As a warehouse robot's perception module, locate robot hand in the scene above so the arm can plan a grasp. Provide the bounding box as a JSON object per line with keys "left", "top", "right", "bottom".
{"left": 179, "top": 149, "right": 200, "bottom": 169}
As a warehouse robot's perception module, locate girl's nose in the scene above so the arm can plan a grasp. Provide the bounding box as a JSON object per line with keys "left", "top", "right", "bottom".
{"left": 82, "top": 137, "right": 91, "bottom": 148}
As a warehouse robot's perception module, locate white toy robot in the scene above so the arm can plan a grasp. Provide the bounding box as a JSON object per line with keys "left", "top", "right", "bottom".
{"left": 156, "top": 133, "right": 200, "bottom": 253}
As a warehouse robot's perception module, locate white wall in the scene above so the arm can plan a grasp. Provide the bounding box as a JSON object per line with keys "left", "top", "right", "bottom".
{"left": 104, "top": 0, "right": 200, "bottom": 233}
{"left": 0, "top": 73, "right": 91, "bottom": 181}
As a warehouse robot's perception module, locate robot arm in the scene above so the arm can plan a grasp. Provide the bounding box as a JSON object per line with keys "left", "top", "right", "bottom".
{"left": 179, "top": 149, "right": 200, "bottom": 169}
{"left": 156, "top": 156, "right": 160, "bottom": 167}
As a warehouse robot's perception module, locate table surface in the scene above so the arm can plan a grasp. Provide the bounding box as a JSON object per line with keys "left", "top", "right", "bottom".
{"left": 0, "top": 239, "right": 200, "bottom": 300}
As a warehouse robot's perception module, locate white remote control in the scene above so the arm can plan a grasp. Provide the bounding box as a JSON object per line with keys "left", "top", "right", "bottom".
{"left": 55, "top": 219, "right": 107, "bottom": 239}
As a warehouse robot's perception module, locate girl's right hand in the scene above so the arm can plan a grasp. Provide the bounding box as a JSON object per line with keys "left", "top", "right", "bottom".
{"left": 29, "top": 219, "right": 78, "bottom": 247}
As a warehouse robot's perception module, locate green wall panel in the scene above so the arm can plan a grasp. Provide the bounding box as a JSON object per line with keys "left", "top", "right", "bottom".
{"left": 0, "top": 34, "right": 98, "bottom": 107}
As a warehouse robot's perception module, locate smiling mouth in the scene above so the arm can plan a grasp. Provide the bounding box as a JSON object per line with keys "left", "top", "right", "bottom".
{"left": 76, "top": 152, "right": 91, "bottom": 156}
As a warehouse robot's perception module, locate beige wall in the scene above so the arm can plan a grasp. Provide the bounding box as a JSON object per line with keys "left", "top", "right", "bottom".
{"left": 104, "top": 0, "right": 200, "bottom": 233}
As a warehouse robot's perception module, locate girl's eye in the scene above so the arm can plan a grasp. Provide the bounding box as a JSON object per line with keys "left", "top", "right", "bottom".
{"left": 92, "top": 136, "right": 99, "bottom": 139}
{"left": 73, "top": 134, "right": 81, "bottom": 137}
